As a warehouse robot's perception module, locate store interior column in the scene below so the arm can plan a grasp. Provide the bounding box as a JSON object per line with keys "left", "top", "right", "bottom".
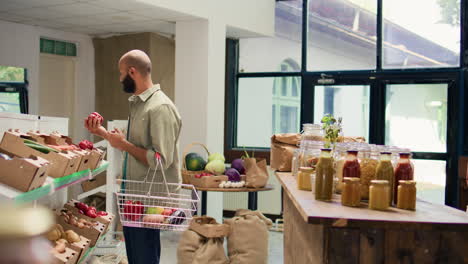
{"left": 175, "top": 18, "right": 226, "bottom": 222}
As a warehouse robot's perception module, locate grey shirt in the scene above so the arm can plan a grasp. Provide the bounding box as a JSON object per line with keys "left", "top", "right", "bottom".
{"left": 125, "top": 84, "right": 182, "bottom": 183}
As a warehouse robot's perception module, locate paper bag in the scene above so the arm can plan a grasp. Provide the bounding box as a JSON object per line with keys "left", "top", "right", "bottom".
{"left": 225, "top": 209, "right": 273, "bottom": 264}
{"left": 244, "top": 158, "right": 269, "bottom": 188}
{"left": 177, "top": 216, "right": 229, "bottom": 264}
{"left": 270, "top": 133, "right": 300, "bottom": 172}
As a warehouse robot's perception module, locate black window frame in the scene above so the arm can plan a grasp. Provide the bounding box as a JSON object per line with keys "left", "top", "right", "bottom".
{"left": 0, "top": 68, "right": 29, "bottom": 114}
{"left": 225, "top": 0, "right": 467, "bottom": 207}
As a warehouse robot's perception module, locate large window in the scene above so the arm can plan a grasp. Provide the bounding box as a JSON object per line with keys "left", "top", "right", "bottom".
{"left": 0, "top": 66, "right": 28, "bottom": 114}
{"left": 226, "top": 0, "right": 466, "bottom": 206}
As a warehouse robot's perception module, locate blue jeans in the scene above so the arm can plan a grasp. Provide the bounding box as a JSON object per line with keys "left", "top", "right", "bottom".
{"left": 123, "top": 227, "right": 161, "bottom": 264}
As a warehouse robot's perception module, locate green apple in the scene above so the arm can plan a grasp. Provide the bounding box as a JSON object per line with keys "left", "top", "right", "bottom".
{"left": 146, "top": 206, "right": 164, "bottom": 215}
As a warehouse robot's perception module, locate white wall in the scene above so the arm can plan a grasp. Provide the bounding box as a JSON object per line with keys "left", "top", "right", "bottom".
{"left": 140, "top": 0, "right": 275, "bottom": 38}
{"left": 0, "top": 20, "right": 95, "bottom": 141}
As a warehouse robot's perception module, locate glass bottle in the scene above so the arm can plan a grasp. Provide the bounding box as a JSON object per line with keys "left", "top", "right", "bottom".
{"left": 297, "top": 167, "right": 313, "bottom": 191}
{"left": 300, "top": 141, "right": 323, "bottom": 168}
{"left": 375, "top": 152, "right": 394, "bottom": 206}
{"left": 394, "top": 153, "right": 414, "bottom": 205}
{"left": 358, "top": 144, "right": 377, "bottom": 200}
{"left": 369, "top": 180, "right": 390, "bottom": 211}
{"left": 343, "top": 150, "right": 360, "bottom": 178}
{"left": 334, "top": 143, "right": 347, "bottom": 193}
{"left": 315, "top": 148, "right": 334, "bottom": 201}
{"left": 397, "top": 180, "right": 417, "bottom": 210}
{"left": 291, "top": 149, "right": 300, "bottom": 177}
{"left": 341, "top": 177, "right": 361, "bottom": 207}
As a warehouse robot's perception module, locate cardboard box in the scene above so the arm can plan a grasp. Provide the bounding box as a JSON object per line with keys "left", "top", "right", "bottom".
{"left": 88, "top": 148, "right": 105, "bottom": 170}
{"left": 29, "top": 131, "right": 96, "bottom": 172}
{"left": 55, "top": 211, "right": 106, "bottom": 247}
{"left": 69, "top": 235, "right": 90, "bottom": 262}
{"left": 64, "top": 200, "right": 114, "bottom": 232}
{"left": 51, "top": 247, "right": 79, "bottom": 264}
{"left": 0, "top": 131, "right": 82, "bottom": 178}
{"left": 81, "top": 173, "right": 106, "bottom": 192}
{"left": 0, "top": 154, "right": 49, "bottom": 192}
{"left": 72, "top": 149, "right": 93, "bottom": 172}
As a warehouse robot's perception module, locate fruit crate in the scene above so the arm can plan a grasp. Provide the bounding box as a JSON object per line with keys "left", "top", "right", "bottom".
{"left": 116, "top": 154, "right": 199, "bottom": 231}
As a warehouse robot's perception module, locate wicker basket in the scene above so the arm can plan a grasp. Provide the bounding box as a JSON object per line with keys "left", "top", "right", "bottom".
{"left": 181, "top": 142, "right": 210, "bottom": 184}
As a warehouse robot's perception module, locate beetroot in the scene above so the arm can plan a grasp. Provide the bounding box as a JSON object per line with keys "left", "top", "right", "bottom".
{"left": 231, "top": 158, "right": 245, "bottom": 174}
{"left": 225, "top": 168, "right": 241, "bottom": 182}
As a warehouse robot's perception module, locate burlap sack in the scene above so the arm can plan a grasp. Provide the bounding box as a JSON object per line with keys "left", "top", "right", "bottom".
{"left": 270, "top": 133, "right": 301, "bottom": 172}
{"left": 245, "top": 158, "right": 269, "bottom": 188}
{"left": 225, "top": 209, "right": 273, "bottom": 264}
{"left": 177, "top": 216, "right": 229, "bottom": 264}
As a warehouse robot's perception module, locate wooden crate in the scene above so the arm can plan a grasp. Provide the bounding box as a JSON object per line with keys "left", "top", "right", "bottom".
{"left": 64, "top": 200, "right": 114, "bottom": 232}
{"left": 68, "top": 235, "right": 90, "bottom": 262}
{"left": 51, "top": 247, "right": 79, "bottom": 264}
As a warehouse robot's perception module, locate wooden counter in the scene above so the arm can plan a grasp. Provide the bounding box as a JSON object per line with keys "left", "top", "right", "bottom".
{"left": 277, "top": 172, "right": 468, "bottom": 264}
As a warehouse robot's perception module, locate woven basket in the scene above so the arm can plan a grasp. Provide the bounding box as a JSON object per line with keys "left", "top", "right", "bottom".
{"left": 181, "top": 142, "right": 210, "bottom": 184}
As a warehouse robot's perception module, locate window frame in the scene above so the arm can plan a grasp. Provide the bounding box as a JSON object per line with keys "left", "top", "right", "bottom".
{"left": 0, "top": 68, "right": 29, "bottom": 114}
{"left": 225, "top": 0, "right": 467, "bottom": 207}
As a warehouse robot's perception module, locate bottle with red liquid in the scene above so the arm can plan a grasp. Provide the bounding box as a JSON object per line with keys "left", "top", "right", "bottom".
{"left": 393, "top": 153, "right": 414, "bottom": 205}
{"left": 343, "top": 150, "right": 361, "bottom": 179}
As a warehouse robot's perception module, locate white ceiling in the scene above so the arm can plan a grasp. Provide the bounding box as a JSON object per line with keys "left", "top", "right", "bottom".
{"left": 0, "top": 0, "right": 197, "bottom": 37}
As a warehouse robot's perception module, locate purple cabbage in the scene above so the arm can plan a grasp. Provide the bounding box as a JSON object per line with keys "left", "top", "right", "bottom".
{"left": 231, "top": 158, "right": 245, "bottom": 174}
{"left": 225, "top": 168, "right": 241, "bottom": 182}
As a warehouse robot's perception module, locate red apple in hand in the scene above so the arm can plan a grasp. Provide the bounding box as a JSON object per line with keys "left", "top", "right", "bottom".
{"left": 88, "top": 112, "right": 104, "bottom": 125}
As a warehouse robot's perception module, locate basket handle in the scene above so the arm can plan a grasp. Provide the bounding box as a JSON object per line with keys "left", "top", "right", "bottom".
{"left": 182, "top": 142, "right": 210, "bottom": 169}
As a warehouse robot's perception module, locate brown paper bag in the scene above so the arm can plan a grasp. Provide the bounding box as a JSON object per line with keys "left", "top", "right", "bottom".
{"left": 177, "top": 216, "right": 229, "bottom": 264}
{"left": 244, "top": 158, "right": 269, "bottom": 188}
{"left": 225, "top": 209, "right": 273, "bottom": 264}
{"left": 270, "top": 133, "right": 300, "bottom": 172}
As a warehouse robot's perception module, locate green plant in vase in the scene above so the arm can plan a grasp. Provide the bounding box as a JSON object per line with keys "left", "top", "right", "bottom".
{"left": 321, "top": 114, "right": 342, "bottom": 149}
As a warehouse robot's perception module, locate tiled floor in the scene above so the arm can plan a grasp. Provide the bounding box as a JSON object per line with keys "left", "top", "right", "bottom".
{"left": 160, "top": 230, "right": 284, "bottom": 264}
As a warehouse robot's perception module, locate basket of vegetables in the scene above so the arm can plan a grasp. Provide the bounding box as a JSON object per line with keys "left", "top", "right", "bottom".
{"left": 181, "top": 143, "right": 211, "bottom": 184}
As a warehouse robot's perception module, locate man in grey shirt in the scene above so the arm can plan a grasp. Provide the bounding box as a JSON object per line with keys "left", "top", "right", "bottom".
{"left": 85, "top": 49, "right": 182, "bottom": 264}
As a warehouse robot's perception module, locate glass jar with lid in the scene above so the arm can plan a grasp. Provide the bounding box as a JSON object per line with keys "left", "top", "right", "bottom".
{"left": 300, "top": 123, "right": 323, "bottom": 142}
{"left": 397, "top": 180, "right": 416, "bottom": 210}
{"left": 299, "top": 141, "right": 323, "bottom": 168}
{"left": 369, "top": 180, "right": 390, "bottom": 210}
{"left": 297, "top": 166, "right": 314, "bottom": 191}
{"left": 341, "top": 177, "right": 361, "bottom": 207}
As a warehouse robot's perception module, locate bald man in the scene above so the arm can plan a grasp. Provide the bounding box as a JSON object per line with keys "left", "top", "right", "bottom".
{"left": 85, "top": 49, "right": 182, "bottom": 264}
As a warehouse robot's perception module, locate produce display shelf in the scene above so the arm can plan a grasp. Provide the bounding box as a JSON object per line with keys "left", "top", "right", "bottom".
{"left": 77, "top": 231, "right": 108, "bottom": 264}
{"left": 78, "top": 230, "right": 125, "bottom": 264}
{"left": 0, "top": 161, "right": 109, "bottom": 203}
{"left": 54, "top": 161, "right": 109, "bottom": 190}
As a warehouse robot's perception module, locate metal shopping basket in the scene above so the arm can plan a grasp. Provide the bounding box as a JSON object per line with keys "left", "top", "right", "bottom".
{"left": 115, "top": 153, "right": 199, "bottom": 231}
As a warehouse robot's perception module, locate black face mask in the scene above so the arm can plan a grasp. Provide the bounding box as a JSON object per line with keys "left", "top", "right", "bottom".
{"left": 122, "top": 74, "right": 136, "bottom": 94}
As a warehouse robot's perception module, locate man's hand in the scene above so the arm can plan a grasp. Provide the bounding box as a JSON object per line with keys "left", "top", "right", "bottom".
{"left": 107, "top": 128, "right": 128, "bottom": 151}
{"left": 84, "top": 117, "right": 108, "bottom": 138}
